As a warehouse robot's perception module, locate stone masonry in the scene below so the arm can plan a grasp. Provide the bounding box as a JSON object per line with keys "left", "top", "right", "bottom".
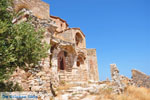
{"left": 110, "top": 64, "right": 126, "bottom": 94}
{"left": 10, "top": 0, "right": 100, "bottom": 93}
{"left": 132, "top": 69, "right": 150, "bottom": 88}
{"left": 13, "top": 0, "right": 50, "bottom": 19}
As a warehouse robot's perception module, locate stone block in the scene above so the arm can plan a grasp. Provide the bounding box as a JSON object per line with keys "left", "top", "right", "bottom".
{"left": 132, "top": 69, "right": 150, "bottom": 88}
{"left": 13, "top": 0, "right": 50, "bottom": 19}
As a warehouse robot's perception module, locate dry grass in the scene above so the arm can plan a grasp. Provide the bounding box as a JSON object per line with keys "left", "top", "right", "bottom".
{"left": 96, "top": 86, "right": 150, "bottom": 100}
{"left": 56, "top": 84, "right": 76, "bottom": 91}
{"left": 56, "top": 83, "right": 77, "bottom": 96}
{"left": 117, "top": 86, "right": 150, "bottom": 100}
{"left": 95, "top": 87, "right": 115, "bottom": 100}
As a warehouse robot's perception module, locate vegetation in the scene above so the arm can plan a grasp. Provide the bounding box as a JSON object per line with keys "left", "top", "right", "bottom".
{"left": 96, "top": 86, "right": 150, "bottom": 100}
{"left": 0, "top": 0, "right": 49, "bottom": 84}
{"left": 0, "top": 81, "right": 22, "bottom": 92}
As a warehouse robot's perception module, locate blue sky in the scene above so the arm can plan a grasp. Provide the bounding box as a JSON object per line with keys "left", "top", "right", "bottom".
{"left": 43, "top": 0, "right": 150, "bottom": 80}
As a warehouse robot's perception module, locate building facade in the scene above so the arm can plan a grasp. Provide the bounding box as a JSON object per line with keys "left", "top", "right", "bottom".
{"left": 11, "top": 0, "right": 99, "bottom": 91}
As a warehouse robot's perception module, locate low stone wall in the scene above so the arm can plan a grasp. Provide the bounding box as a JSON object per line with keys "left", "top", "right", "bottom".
{"left": 9, "top": 66, "right": 59, "bottom": 92}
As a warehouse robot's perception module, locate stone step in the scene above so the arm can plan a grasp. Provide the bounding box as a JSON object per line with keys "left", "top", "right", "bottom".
{"left": 59, "top": 76, "right": 65, "bottom": 78}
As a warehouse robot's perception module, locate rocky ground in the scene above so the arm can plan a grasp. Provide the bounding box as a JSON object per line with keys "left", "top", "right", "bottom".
{"left": 5, "top": 64, "right": 150, "bottom": 100}
{"left": 54, "top": 81, "right": 110, "bottom": 100}
{"left": 51, "top": 81, "right": 150, "bottom": 100}
{"left": 42, "top": 64, "right": 150, "bottom": 100}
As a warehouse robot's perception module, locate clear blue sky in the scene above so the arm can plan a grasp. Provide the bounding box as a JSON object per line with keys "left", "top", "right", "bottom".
{"left": 43, "top": 0, "right": 150, "bottom": 80}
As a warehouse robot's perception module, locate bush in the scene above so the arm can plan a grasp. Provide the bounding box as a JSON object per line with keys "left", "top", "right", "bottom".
{"left": 0, "top": 81, "right": 22, "bottom": 92}
{"left": 0, "top": 0, "right": 50, "bottom": 81}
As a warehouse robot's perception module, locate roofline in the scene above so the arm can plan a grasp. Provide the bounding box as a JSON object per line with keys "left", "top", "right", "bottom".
{"left": 50, "top": 15, "right": 69, "bottom": 27}
{"left": 57, "top": 28, "right": 85, "bottom": 37}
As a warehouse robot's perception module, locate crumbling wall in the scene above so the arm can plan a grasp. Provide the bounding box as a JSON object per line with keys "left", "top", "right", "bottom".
{"left": 132, "top": 69, "right": 150, "bottom": 88}
{"left": 11, "top": 0, "right": 100, "bottom": 91}
{"left": 50, "top": 16, "right": 68, "bottom": 32}
{"left": 9, "top": 66, "right": 59, "bottom": 93}
{"left": 110, "top": 64, "right": 126, "bottom": 94}
{"left": 87, "top": 49, "right": 99, "bottom": 81}
{"left": 13, "top": 0, "right": 50, "bottom": 19}
{"left": 9, "top": 8, "right": 59, "bottom": 95}
{"left": 75, "top": 50, "right": 89, "bottom": 82}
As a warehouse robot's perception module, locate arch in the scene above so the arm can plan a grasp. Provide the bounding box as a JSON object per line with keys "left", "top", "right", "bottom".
{"left": 75, "top": 32, "right": 84, "bottom": 47}
{"left": 76, "top": 55, "right": 85, "bottom": 67}
{"left": 57, "top": 51, "right": 67, "bottom": 70}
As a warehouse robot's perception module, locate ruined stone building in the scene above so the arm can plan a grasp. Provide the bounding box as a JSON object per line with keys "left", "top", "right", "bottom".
{"left": 10, "top": 0, "right": 99, "bottom": 91}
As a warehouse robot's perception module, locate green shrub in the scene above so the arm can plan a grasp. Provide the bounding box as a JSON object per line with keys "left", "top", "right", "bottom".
{"left": 0, "top": 81, "right": 22, "bottom": 92}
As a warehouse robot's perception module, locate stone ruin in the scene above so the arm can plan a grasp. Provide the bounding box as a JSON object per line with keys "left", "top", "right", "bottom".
{"left": 2, "top": 0, "right": 150, "bottom": 99}
{"left": 110, "top": 64, "right": 150, "bottom": 94}
{"left": 9, "top": 0, "right": 99, "bottom": 95}
{"left": 110, "top": 64, "right": 126, "bottom": 94}
{"left": 132, "top": 69, "right": 150, "bottom": 88}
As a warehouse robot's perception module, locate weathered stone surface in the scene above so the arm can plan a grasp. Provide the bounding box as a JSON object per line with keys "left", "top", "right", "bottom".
{"left": 50, "top": 16, "right": 69, "bottom": 32}
{"left": 13, "top": 0, "right": 50, "bottom": 19}
{"left": 10, "top": 0, "right": 99, "bottom": 97}
{"left": 55, "top": 82, "right": 109, "bottom": 100}
{"left": 110, "top": 64, "right": 126, "bottom": 94}
{"left": 120, "top": 75, "right": 134, "bottom": 86}
{"left": 87, "top": 49, "right": 99, "bottom": 81}
{"left": 132, "top": 69, "right": 150, "bottom": 88}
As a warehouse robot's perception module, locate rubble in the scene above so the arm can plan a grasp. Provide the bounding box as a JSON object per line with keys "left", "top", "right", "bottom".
{"left": 110, "top": 64, "right": 126, "bottom": 94}
{"left": 54, "top": 82, "right": 109, "bottom": 100}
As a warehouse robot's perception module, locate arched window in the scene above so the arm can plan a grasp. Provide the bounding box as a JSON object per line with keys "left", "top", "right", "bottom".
{"left": 59, "top": 57, "right": 65, "bottom": 70}
{"left": 76, "top": 55, "right": 85, "bottom": 67}
{"left": 75, "top": 33, "right": 84, "bottom": 47}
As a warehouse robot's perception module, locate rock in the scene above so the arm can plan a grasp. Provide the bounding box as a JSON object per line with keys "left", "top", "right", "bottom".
{"left": 110, "top": 64, "right": 126, "bottom": 94}
{"left": 13, "top": 0, "right": 50, "bottom": 19}
{"left": 132, "top": 69, "right": 150, "bottom": 88}
{"left": 31, "top": 86, "right": 41, "bottom": 91}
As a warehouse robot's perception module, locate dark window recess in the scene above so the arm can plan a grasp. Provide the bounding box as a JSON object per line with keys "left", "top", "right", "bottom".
{"left": 60, "top": 57, "right": 64, "bottom": 70}
{"left": 64, "top": 51, "right": 67, "bottom": 57}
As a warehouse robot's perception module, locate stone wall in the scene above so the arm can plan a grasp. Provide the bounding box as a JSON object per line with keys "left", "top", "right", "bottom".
{"left": 50, "top": 39, "right": 89, "bottom": 82}
{"left": 54, "top": 29, "right": 74, "bottom": 43}
{"left": 50, "top": 16, "right": 68, "bottom": 32}
{"left": 9, "top": 8, "right": 59, "bottom": 94}
{"left": 54, "top": 28, "right": 86, "bottom": 48}
{"left": 87, "top": 49, "right": 99, "bottom": 81}
{"left": 9, "top": 66, "right": 59, "bottom": 93}
{"left": 10, "top": 0, "right": 100, "bottom": 94}
{"left": 132, "top": 69, "right": 150, "bottom": 88}
{"left": 13, "top": 0, "right": 50, "bottom": 19}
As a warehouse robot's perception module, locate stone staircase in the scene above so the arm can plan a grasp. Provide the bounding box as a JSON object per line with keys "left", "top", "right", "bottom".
{"left": 59, "top": 70, "right": 72, "bottom": 82}
{"left": 54, "top": 82, "right": 108, "bottom": 100}
{"left": 58, "top": 68, "right": 89, "bottom": 82}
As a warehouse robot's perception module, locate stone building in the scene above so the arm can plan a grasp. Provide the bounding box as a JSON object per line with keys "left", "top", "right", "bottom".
{"left": 10, "top": 0, "right": 99, "bottom": 91}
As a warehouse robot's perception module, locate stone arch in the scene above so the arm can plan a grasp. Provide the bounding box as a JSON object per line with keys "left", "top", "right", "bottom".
{"left": 57, "top": 51, "right": 67, "bottom": 70}
{"left": 75, "top": 32, "right": 84, "bottom": 48}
